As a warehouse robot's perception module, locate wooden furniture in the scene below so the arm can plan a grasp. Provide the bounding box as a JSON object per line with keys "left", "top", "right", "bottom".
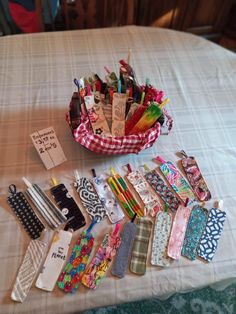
{"left": 59, "top": 0, "right": 234, "bottom": 41}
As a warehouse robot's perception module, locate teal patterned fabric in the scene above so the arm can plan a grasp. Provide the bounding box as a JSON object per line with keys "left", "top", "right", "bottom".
{"left": 84, "top": 283, "right": 236, "bottom": 314}
{"left": 182, "top": 205, "right": 208, "bottom": 260}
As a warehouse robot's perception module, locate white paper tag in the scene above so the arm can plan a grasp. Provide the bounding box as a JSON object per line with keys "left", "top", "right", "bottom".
{"left": 30, "top": 127, "right": 67, "bottom": 170}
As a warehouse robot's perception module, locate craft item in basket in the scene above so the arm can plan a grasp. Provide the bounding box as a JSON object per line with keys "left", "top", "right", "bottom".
{"left": 81, "top": 224, "right": 121, "bottom": 289}
{"left": 197, "top": 201, "right": 226, "bottom": 262}
{"left": 125, "top": 164, "right": 161, "bottom": 216}
{"left": 84, "top": 94, "right": 111, "bottom": 136}
{"left": 23, "top": 177, "right": 67, "bottom": 229}
{"left": 74, "top": 171, "right": 107, "bottom": 222}
{"left": 130, "top": 217, "right": 153, "bottom": 275}
{"left": 109, "top": 168, "right": 143, "bottom": 218}
{"left": 167, "top": 200, "right": 191, "bottom": 260}
{"left": 36, "top": 230, "right": 72, "bottom": 292}
{"left": 151, "top": 204, "right": 172, "bottom": 267}
{"left": 91, "top": 169, "right": 124, "bottom": 224}
{"left": 111, "top": 92, "right": 127, "bottom": 136}
{"left": 128, "top": 100, "right": 168, "bottom": 135}
{"left": 57, "top": 220, "right": 96, "bottom": 293}
{"left": 155, "top": 156, "right": 195, "bottom": 205}
{"left": 11, "top": 238, "right": 47, "bottom": 302}
{"left": 112, "top": 215, "right": 137, "bottom": 278}
{"left": 144, "top": 169, "right": 180, "bottom": 212}
{"left": 67, "top": 58, "right": 173, "bottom": 155}
{"left": 7, "top": 184, "right": 45, "bottom": 239}
{"left": 182, "top": 205, "right": 208, "bottom": 261}
{"left": 50, "top": 178, "right": 86, "bottom": 231}
{"left": 179, "top": 150, "right": 212, "bottom": 202}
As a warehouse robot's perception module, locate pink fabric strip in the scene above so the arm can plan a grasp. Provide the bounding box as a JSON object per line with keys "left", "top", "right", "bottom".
{"left": 167, "top": 205, "right": 191, "bottom": 260}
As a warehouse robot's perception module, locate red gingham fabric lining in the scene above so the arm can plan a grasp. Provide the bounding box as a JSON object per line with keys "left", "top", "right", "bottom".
{"left": 66, "top": 110, "right": 172, "bottom": 155}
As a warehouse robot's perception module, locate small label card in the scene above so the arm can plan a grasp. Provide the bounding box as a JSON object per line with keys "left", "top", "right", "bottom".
{"left": 31, "top": 127, "right": 67, "bottom": 170}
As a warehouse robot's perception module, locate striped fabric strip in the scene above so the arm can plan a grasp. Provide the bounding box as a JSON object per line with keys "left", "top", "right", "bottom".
{"left": 11, "top": 239, "right": 47, "bottom": 303}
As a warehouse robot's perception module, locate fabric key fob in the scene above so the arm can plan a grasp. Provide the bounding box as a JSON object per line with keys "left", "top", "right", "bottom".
{"left": 11, "top": 239, "right": 47, "bottom": 302}
{"left": 180, "top": 150, "right": 211, "bottom": 202}
{"left": 36, "top": 230, "right": 73, "bottom": 291}
{"left": 155, "top": 156, "right": 195, "bottom": 205}
{"left": 50, "top": 182, "right": 86, "bottom": 231}
{"left": 112, "top": 215, "right": 137, "bottom": 278}
{"left": 144, "top": 169, "right": 180, "bottom": 212}
{"left": 74, "top": 175, "right": 107, "bottom": 222}
{"left": 182, "top": 205, "right": 208, "bottom": 260}
{"left": 151, "top": 205, "right": 172, "bottom": 267}
{"left": 7, "top": 184, "right": 45, "bottom": 239}
{"left": 126, "top": 168, "right": 161, "bottom": 217}
{"left": 57, "top": 220, "right": 96, "bottom": 293}
{"left": 167, "top": 202, "right": 191, "bottom": 260}
{"left": 130, "top": 217, "right": 153, "bottom": 275}
{"left": 197, "top": 203, "right": 226, "bottom": 262}
{"left": 92, "top": 172, "right": 124, "bottom": 224}
{"left": 81, "top": 224, "right": 121, "bottom": 289}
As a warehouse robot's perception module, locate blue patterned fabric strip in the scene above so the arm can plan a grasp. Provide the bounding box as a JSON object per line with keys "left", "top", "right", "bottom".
{"left": 197, "top": 207, "right": 226, "bottom": 262}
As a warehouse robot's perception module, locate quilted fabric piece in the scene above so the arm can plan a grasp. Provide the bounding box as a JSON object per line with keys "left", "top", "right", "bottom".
{"left": 197, "top": 208, "right": 226, "bottom": 262}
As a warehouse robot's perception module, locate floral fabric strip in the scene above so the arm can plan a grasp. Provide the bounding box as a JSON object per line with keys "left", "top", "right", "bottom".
{"left": 126, "top": 169, "right": 161, "bottom": 216}
{"left": 92, "top": 174, "right": 124, "bottom": 223}
{"left": 151, "top": 211, "right": 172, "bottom": 267}
{"left": 81, "top": 225, "right": 121, "bottom": 289}
{"left": 144, "top": 170, "right": 180, "bottom": 212}
{"left": 157, "top": 158, "right": 195, "bottom": 204}
{"left": 57, "top": 229, "right": 94, "bottom": 293}
{"left": 167, "top": 205, "right": 191, "bottom": 260}
{"left": 181, "top": 154, "right": 211, "bottom": 202}
{"left": 182, "top": 205, "right": 208, "bottom": 260}
{"left": 197, "top": 207, "right": 226, "bottom": 262}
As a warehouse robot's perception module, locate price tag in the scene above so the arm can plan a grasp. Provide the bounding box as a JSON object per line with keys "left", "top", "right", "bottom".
{"left": 31, "top": 127, "right": 67, "bottom": 170}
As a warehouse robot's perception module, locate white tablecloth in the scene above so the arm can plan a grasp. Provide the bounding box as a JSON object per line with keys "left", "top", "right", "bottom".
{"left": 0, "top": 26, "right": 236, "bottom": 313}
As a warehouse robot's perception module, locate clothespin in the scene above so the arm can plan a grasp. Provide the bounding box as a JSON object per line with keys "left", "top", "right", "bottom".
{"left": 164, "top": 203, "right": 168, "bottom": 212}
{"left": 86, "top": 218, "right": 97, "bottom": 235}
{"left": 74, "top": 170, "right": 80, "bottom": 181}
{"left": 91, "top": 168, "right": 97, "bottom": 178}
{"left": 51, "top": 177, "right": 59, "bottom": 187}
{"left": 125, "top": 164, "right": 132, "bottom": 174}
{"left": 180, "top": 150, "right": 188, "bottom": 158}
{"left": 184, "top": 198, "right": 189, "bottom": 207}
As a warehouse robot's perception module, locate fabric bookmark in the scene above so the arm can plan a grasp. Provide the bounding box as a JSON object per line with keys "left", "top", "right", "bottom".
{"left": 92, "top": 172, "right": 124, "bottom": 224}
{"left": 130, "top": 217, "right": 153, "bottom": 275}
{"left": 182, "top": 205, "right": 208, "bottom": 260}
{"left": 50, "top": 182, "right": 86, "bottom": 231}
{"left": 155, "top": 156, "right": 195, "bottom": 204}
{"left": 126, "top": 168, "right": 161, "bottom": 217}
{"left": 11, "top": 239, "right": 47, "bottom": 302}
{"left": 82, "top": 224, "right": 121, "bottom": 289}
{"left": 144, "top": 169, "right": 180, "bottom": 212}
{"left": 180, "top": 150, "right": 211, "bottom": 202}
{"left": 23, "top": 177, "right": 67, "bottom": 229}
{"left": 36, "top": 230, "right": 72, "bottom": 291}
{"left": 57, "top": 220, "right": 96, "bottom": 293}
{"left": 112, "top": 215, "right": 137, "bottom": 278}
{"left": 74, "top": 175, "right": 107, "bottom": 222}
{"left": 197, "top": 204, "right": 226, "bottom": 262}
{"left": 7, "top": 184, "right": 45, "bottom": 239}
{"left": 151, "top": 206, "right": 172, "bottom": 267}
{"left": 167, "top": 202, "right": 191, "bottom": 260}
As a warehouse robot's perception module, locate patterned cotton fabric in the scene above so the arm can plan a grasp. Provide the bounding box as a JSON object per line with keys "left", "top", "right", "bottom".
{"left": 130, "top": 217, "right": 153, "bottom": 275}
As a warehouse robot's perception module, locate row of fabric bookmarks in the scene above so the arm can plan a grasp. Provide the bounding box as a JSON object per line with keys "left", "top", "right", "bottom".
{"left": 7, "top": 151, "right": 226, "bottom": 303}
